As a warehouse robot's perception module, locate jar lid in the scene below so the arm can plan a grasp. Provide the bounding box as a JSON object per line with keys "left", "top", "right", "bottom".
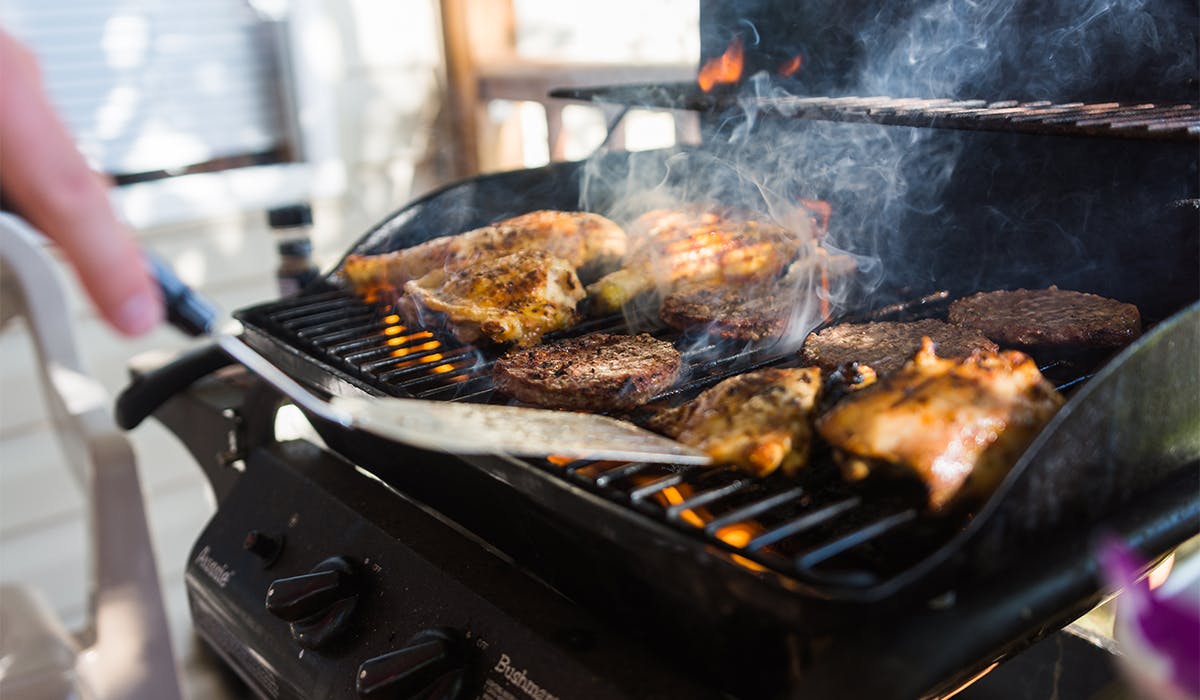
{"left": 268, "top": 203, "right": 313, "bottom": 228}
{"left": 278, "top": 238, "right": 313, "bottom": 256}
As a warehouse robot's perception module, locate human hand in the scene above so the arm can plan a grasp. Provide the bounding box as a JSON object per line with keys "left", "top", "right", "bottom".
{"left": 0, "top": 28, "right": 163, "bottom": 335}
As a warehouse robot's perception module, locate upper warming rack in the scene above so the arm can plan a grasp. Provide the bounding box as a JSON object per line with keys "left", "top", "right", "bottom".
{"left": 550, "top": 83, "right": 1200, "bottom": 142}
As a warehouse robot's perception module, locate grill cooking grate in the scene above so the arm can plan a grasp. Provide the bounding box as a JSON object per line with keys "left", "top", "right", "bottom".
{"left": 550, "top": 85, "right": 1200, "bottom": 142}
{"left": 241, "top": 288, "right": 1096, "bottom": 589}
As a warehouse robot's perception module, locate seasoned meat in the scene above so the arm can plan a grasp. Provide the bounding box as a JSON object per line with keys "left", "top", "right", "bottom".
{"left": 800, "top": 319, "right": 998, "bottom": 376}
{"left": 586, "top": 208, "right": 808, "bottom": 314}
{"left": 492, "top": 333, "right": 681, "bottom": 411}
{"left": 948, "top": 286, "right": 1142, "bottom": 349}
{"left": 342, "top": 210, "right": 627, "bottom": 292}
{"left": 817, "top": 338, "right": 1064, "bottom": 511}
{"left": 659, "top": 250, "right": 859, "bottom": 341}
{"left": 659, "top": 281, "right": 794, "bottom": 341}
{"left": 649, "top": 368, "right": 823, "bottom": 477}
{"left": 401, "top": 250, "right": 584, "bottom": 347}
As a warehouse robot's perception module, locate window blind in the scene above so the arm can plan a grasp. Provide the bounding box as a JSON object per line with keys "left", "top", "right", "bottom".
{"left": 2, "top": 0, "right": 290, "bottom": 178}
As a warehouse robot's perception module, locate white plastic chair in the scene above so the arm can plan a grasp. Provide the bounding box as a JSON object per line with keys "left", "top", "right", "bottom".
{"left": 0, "top": 212, "right": 182, "bottom": 700}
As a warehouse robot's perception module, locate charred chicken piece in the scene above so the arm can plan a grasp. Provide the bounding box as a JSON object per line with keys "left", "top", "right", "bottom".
{"left": 816, "top": 338, "right": 1064, "bottom": 511}
{"left": 800, "top": 319, "right": 998, "bottom": 376}
{"left": 400, "top": 250, "right": 584, "bottom": 347}
{"left": 649, "top": 367, "right": 823, "bottom": 477}
{"left": 587, "top": 208, "right": 808, "bottom": 314}
{"left": 342, "top": 210, "right": 627, "bottom": 292}
{"left": 493, "top": 333, "right": 682, "bottom": 411}
{"left": 948, "top": 286, "right": 1142, "bottom": 350}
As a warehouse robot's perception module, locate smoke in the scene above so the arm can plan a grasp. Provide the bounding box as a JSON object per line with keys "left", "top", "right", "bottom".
{"left": 574, "top": 0, "right": 1195, "bottom": 348}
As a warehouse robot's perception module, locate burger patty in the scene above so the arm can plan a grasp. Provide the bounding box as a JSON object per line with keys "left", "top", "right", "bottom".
{"left": 659, "top": 283, "right": 792, "bottom": 341}
{"left": 800, "top": 319, "right": 998, "bottom": 376}
{"left": 492, "top": 333, "right": 682, "bottom": 411}
{"left": 948, "top": 286, "right": 1142, "bottom": 349}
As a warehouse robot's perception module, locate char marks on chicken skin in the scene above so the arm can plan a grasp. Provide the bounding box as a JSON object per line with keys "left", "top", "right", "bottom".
{"left": 400, "top": 249, "right": 585, "bottom": 347}
{"left": 342, "top": 210, "right": 627, "bottom": 292}
{"left": 948, "top": 286, "right": 1142, "bottom": 350}
{"left": 800, "top": 319, "right": 998, "bottom": 376}
{"left": 587, "top": 207, "right": 808, "bottom": 315}
{"left": 816, "top": 338, "right": 1064, "bottom": 511}
{"left": 648, "top": 367, "right": 823, "bottom": 478}
{"left": 492, "top": 333, "right": 682, "bottom": 411}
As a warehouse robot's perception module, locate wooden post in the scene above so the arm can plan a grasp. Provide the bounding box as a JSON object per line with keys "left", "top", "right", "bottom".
{"left": 438, "top": 0, "right": 516, "bottom": 178}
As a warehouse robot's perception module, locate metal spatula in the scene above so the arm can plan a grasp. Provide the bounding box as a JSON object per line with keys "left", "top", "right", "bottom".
{"left": 149, "top": 253, "right": 711, "bottom": 466}
{"left": 219, "top": 333, "right": 710, "bottom": 464}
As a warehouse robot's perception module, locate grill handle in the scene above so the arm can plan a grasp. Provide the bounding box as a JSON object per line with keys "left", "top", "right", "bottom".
{"left": 115, "top": 343, "right": 232, "bottom": 430}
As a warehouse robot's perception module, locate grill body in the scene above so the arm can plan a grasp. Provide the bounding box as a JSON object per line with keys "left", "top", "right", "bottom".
{"left": 222, "top": 145, "right": 1197, "bottom": 695}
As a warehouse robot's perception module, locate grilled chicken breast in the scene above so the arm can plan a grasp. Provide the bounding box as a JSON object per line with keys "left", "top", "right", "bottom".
{"left": 493, "top": 333, "right": 682, "bottom": 411}
{"left": 816, "top": 338, "right": 1064, "bottom": 511}
{"left": 400, "top": 250, "right": 585, "bottom": 347}
{"left": 587, "top": 208, "right": 808, "bottom": 314}
{"left": 649, "top": 367, "right": 823, "bottom": 477}
{"left": 343, "top": 210, "right": 627, "bottom": 292}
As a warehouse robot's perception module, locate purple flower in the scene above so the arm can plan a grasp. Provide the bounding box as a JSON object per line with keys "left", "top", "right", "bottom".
{"left": 1099, "top": 538, "right": 1200, "bottom": 700}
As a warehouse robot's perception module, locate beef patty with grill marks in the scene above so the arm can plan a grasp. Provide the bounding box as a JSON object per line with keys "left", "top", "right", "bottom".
{"left": 659, "top": 282, "right": 794, "bottom": 342}
{"left": 800, "top": 319, "right": 998, "bottom": 376}
{"left": 948, "top": 286, "right": 1142, "bottom": 350}
{"left": 492, "top": 333, "right": 682, "bottom": 411}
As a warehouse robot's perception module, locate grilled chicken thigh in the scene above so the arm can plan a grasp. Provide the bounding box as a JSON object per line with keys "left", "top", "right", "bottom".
{"left": 587, "top": 208, "right": 808, "bottom": 314}
{"left": 343, "top": 210, "right": 627, "bottom": 292}
{"left": 400, "top": 250, "right": 585, "bottom": 347}
{"left": 649, "top": 367, "right": 823, "bottom": 477}
{"left": 816, "top": 338, "right": 1064, "bottom": 510}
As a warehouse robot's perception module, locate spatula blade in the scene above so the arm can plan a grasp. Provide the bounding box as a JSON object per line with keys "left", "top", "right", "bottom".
{"left": 331, "top": 396, "right": 712, "bottom": 465}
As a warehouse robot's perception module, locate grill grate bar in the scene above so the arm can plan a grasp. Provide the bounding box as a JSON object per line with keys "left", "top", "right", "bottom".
{"left": 666, "top": 479, "right": 751, "bottom": 521}
{"left": 628, "top": 473, "right": 687, "bottom": 502}
{"left": 794, "top": 509, "right": 918, "bottom": 570}
{"left": 293, "top": 311, "right": 378, "bottom": 337}
{"left": 364, "top": 344, "right": 473, "bottom": 374}
{"left": 702, "top": 487, "right": 806, "bottom": 535}
{"left": 309, "top": 323, "right": 391, "bottom": 348}
{"left": 593, "top": 462, "right": 653, "bottom": 488}
{"left": 414, "top": 375, "right": 494, "bottom": 400}
{"left": 266, "top": 291, "right": 358, "bottom": 322}
{"left": 352, "top": 334, "right": 439, "bottom": 366}
{"left": 744, "top": 497, "right": 863, "bottom": 551}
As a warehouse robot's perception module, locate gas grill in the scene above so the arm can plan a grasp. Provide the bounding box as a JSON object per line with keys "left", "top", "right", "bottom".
{"left": 119, "top": 1, "right": 1199, "bottom": 698}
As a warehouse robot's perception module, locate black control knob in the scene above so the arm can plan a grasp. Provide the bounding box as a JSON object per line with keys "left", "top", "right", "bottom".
{"left": 243, "top": 530, "right": 283, "bottom": 565}
{"left": 265, "top": 557, "right": 359, "bottom": 649}
{"left": 356, "top": 629, "right": 468, "bottom": 700}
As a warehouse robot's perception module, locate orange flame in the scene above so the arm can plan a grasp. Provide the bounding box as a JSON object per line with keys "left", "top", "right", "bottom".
{"left": 799, "top": 199, "right": 831, "bottom": 239}
{"left": 799, "top": 198, "right": 834, "bottom": 319}
{"left": 698, "top": 36, "right": 744, "bottom": 92}
{"left": 778, "top": 55, "right": 803, "bottom": 78}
